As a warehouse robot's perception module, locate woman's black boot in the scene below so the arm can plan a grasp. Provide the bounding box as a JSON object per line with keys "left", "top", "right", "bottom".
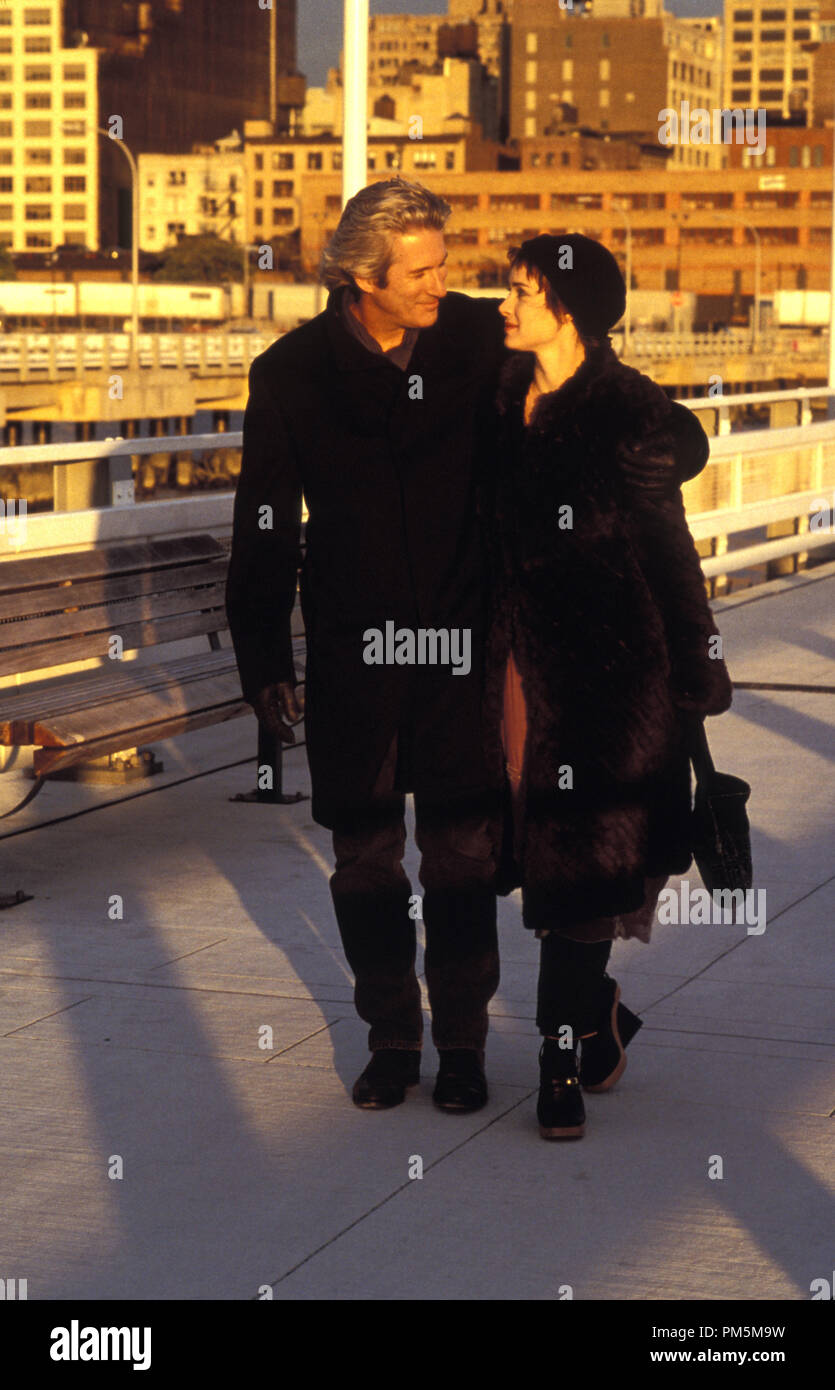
{"left": 537, "top": 1037, "right": 585, "bottom": 1140}
{"left": 579, "top": 975, "right": 643, "bottom": 1093}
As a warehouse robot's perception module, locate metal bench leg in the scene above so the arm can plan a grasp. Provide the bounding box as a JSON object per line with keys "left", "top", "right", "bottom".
{"left": 230, "top": 723, "right": 307, "bottom": 806}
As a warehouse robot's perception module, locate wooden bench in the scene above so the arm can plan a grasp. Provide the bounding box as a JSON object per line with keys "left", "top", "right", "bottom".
{"left": 0, "top": 534, "right": 253, "bottom": 811}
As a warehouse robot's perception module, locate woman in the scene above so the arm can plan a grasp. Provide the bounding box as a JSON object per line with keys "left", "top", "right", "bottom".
{"left": 482, "top": 234, "right": 733, "bottom": 1140}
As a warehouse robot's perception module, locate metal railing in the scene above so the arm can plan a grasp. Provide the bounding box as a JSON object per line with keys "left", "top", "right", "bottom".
{"left": 1, "top": 401, "right": 834, "bottom": 582}
{"left": 0, "top": 333, "right": 274, "bottom": 378}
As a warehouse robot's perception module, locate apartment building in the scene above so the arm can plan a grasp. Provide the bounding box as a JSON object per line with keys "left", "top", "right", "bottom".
{"left": 0, "top": 1, "right": 98, "bottom": 252}
{"left": 510, "top": 0, "right": 724, "bottom": 169}
{"left": 138, "top": 143, "right": 246, "bottom": 253}
{"left": 722, "top": 0, "right": 820, "bottom": 119}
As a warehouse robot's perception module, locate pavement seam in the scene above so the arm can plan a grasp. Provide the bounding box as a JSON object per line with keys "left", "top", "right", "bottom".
{"left": 262, "top": 1088, "right": 536, "bottom": 1294}
{"left": 2, "top": 994, "right": 96, "bottom": 1036}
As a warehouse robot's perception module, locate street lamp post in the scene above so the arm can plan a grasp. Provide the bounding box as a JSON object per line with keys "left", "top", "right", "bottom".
{"left": 342, "top": 0, "right": 369, "bottom": 208}
{"left": 610, "top": 198, "right": 632, "bottom": 355}
{"left": 98, "top": 126, "right": 139, "bottom": 366}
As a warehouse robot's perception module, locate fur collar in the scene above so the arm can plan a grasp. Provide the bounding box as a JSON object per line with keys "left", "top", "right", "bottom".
{"left": 496, "top": 340, "right": 677, "bottom": 456}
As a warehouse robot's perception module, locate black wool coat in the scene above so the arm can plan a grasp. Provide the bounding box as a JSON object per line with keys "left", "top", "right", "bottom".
{"left": 482, "top": 342, "right": 733, "bottom": 929}
{"left": 225, "top": 288, "right": 508, "bottom": 829}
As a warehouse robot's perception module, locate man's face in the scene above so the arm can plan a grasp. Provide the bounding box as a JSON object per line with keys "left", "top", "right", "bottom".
{"left": 354, "top": 228, "right": 449, "bottom": 330}
{"left": 499, "top": 264, "right": 566, "bottom": 352}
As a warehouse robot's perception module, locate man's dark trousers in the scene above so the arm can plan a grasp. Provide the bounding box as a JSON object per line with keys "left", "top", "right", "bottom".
{"left": 330, "top": 733, "right": 500, "bottom": 1054}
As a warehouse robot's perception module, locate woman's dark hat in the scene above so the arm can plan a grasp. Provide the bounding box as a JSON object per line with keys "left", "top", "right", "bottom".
{"left": 514, "top": 233, "right": 626, "bottom": 339}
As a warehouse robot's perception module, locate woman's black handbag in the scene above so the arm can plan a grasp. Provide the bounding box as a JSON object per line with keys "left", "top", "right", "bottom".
{"left": 688, "top": 717, "right": 753, "bottom": 892}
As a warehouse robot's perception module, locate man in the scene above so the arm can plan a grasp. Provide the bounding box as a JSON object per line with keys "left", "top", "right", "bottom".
{"left": 225, "top": 178, "right": 509, "bottom": 1113}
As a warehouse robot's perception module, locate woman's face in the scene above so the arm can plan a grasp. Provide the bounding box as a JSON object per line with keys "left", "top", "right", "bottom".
{"left": 499, "top": 264, "right": 565, "bottom": 352}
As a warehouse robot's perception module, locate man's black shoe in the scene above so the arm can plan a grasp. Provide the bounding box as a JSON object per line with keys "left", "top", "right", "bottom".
{"left": 433, "top": 1048, "right": 488, "bottom": 1112}
{"left": 352, "top": 1049, "right": 421, "bottom": 1109}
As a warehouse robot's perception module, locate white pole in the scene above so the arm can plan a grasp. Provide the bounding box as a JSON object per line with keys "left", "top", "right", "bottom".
{"left": 342, "top": 0, "right": 369, "bottom": 208}
{"left": 829, "top": 91, "right": 835, "bottom": 410}
{"left": 99, "top": 127, "right": 139, "bottom": 367}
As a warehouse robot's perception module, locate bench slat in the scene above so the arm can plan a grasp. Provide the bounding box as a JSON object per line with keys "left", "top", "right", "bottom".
{"left": 2, "top": 579, "right": 227, "bottom": 649}
{"left": 33, "top": 668, "right": 248, "bottom": 748}
{"left": 2, "top": 650, "right": 240, "bottom": 742}
{"left": 0, "top": 609, "right": 229, "bottom": 678}
{"left": 0, "top": 535, "right": 226, "bottom": 591}
{"left": 0, "top": 557, "right": 229, "bottom": 622}
{"left": 32, "top": 699, "right": 250, "bottom": 776}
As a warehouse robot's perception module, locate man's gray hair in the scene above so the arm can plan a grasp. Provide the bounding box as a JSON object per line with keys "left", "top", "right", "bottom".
{"left": 319, "top": 177, "right": 452, "bottom": 292}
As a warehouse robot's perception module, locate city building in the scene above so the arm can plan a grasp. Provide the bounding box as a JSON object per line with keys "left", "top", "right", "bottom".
{"left": 722, "top": 0, "right": 820, "bottom": 120}
{"left": 0, "top": 1, "right": 99, "bottom": 252}
{"left": 138, "top": 138, "right": 246, "bottom": 253}
{"left": 509, "top": 0, "right": 724, "bottom": 169}
{"left": 61, "top": 0, "right": 304, "bottom": 247}
{"left": 294, "top": 165, "right": 828, "bottom": 295}
{"left": 242, "top": 126, "right": 498, "bottom": 252}
{"left": 302, "top": 57, "right": 499, "bottom": 142}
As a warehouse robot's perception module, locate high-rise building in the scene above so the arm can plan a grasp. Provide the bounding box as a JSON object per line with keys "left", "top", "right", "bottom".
{"left": 0, "top": 1, "right": 99, "bottom": 252}
{"left": 722, "top": 1, "right": 820, "bottom": 120}
{"left": 61, "top": 0, "right": 303, "bottom": 246}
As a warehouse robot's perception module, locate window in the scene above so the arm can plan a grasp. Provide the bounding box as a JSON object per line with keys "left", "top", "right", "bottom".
{"left": 731, "top": 88, "right": 751, "bottom": 101}
{"left": 761, "top": 7, "right": 785, "bottom": 17}
{"left": 63, "top": 203, "right": 86, "bottom": 220}
{"left": 25, "top": 92, "right": 52, "bottom": 108}
{"left": 0, "top": 151, "right": 10, "bottom": 165}
{"left": 63, "top": 148, "right": 86, "bottom": 164}
{"left": 600, "top": 58, "right": 610, "bottom": 80}
{"left": 307, "top": 151, "right": 322, "bottom": 170}
{"left": 26, "top": 147, "right": 52, "bottom": 163}
{"left": 254, "top": 152, "right": 263, "bottom": 170}
{"left": 600, "top": 89, "right": 610, "bottom": 107}
{"left": 275, "top": 152, "right": 294, "bottom": 170}
{"left": 525, "top": 89, "right": 536, "bottom": 110}
{"left": 813, "top": 145, "right": 823, "bottom": 167}
{"left": 25, "top": 203, "right": 51, "bottom": 220}
{"left": 0, "top": 177, "right": 11, "bottom": 191}
{"left": 254, "top": 179, "right": 263, "bottom": 197}
{"left": 63, "top": 64, "right": 86, "bottom": 81}
{"left": 272, "top": 179, "right": 292, "bottom": 196}
{"left": 562, "top": 58, "right": 572, "bottom": 80}
{"left": 0, "top": 122, "right": 12, "bottom": 137}
{"left": 760, "top": 88, "right": 783, "bottom": 100}
{"left": 792, "top": 68, "right": 808, "bottom": 80}
{"left": 63, "top": 93, "right": 87, "bottom": 108}
{"left": 254, "top": 207, "right": 263, "bottom": 226}
{"left": 526, "top": 32, "right": 538, "bottom": 54}
{"left": 0, "top": 40, "right": 11, "bottom": 54}
{"left": 63, "top": 175, "right": 86, "bottom": 191}
{"left": 61, "top": 120, "right": 85, "bottom": 135}
{"left": 332, "top": 150, "right": 342, "bottom": 170}
{"left": 25, "top": 176, "right": 51, "bottom": 192}
{"left": 0, "top": 204, "right": 11, "bottom": 220}
{"left": 272, "top": 208, "right": 293, "bottom": 226}
{"left": 24, "top": 120, "right": 52, "bottom": 136}
{"left": 24, "top": 65, "right": 50, "bottom": 80}
{"left": 525, "top": 59, "right": 537, "bottom": 83}
{"left": 760, "top": 68, "right": 783, "bottom": 80}
{"left": 24, "top": 37, "right": 52, "bottom": 52}
{"left": 385, "top": 150, "right": 400, "bottom": 169}
{"left": 761, "top": 29, "right": 785, "bottom": 40}
{"left": 732, "top": 8, "right": 753, "bottom": 17}
{"left": 732, "top": 68, "right": 752, "bottom": 80}
{"left": 525, "top": 117, "right": 536, "bottom": 137}
{"left": 601, "top": 32, "right": 610, "bottom": 47}
{"left": 793, "top": 28, "right": 811, "bottom": 40}
{"left": 732, "top": 29, "right": 752, "bottom": 40}
{"left": 0, "top": 11, "right": 10, "bottom": 23}
{"left": 565, "top": 33, "right": 572, "bottom": 48}
{"left": 166, "top": 222, "right": 185, "bottom": 238}
{"left": 25, "top": 8, "right": 53, "bottom": 23}
{"left": 0, "top": 95, "right": 9, "bottom": 109}
{"left": 167, "top": 169, "right": 186, "bottom": 186}
{"left": 445, "top": 149, "right": 455, "bottom": 170}
{"left": 26, "top": 232, "right": 51, "bottom": 246}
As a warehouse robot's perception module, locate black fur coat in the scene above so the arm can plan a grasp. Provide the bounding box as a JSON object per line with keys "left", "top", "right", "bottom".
{"left": 481, "top": 341, "right": 733, "bottom": 930}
